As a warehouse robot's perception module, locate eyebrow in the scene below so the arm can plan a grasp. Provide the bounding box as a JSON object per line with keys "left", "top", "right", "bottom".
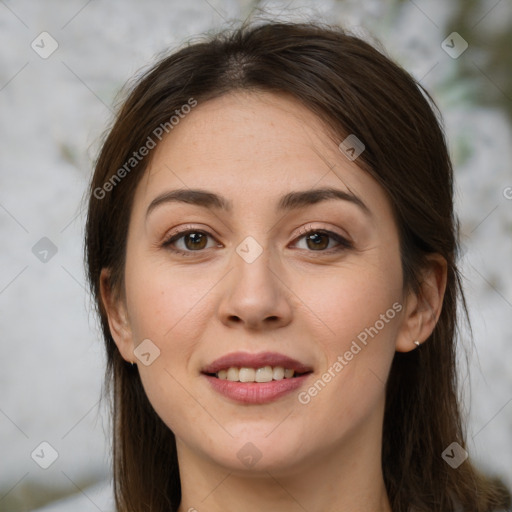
{"left": 145, "top": 186, "right": 371, "bottom": 219}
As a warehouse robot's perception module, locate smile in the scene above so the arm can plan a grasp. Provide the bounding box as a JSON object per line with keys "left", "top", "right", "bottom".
{"left": 201, "top": 351, "right": 313, "bottom": 404}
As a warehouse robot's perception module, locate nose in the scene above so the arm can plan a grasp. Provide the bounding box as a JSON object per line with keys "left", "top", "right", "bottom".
{"left": 217, "top": 244, "right": 293, "bottom": 331}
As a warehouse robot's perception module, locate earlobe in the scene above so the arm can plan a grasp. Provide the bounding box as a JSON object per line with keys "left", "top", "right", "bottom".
{"left": 395, "top": 254, "right": 448, "bottom": 353}
{"left": 99, "top": 268, "right": 134, "bottom": 363}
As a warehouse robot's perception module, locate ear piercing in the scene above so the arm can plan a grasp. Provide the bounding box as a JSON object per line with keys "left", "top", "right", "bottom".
{"left": 413, "top": 340, "right": 420, "bottom": 348}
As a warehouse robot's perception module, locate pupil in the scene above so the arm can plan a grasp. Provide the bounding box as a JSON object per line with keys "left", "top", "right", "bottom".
{"left": 307, "top": 233, "right": 328, "bottom": 250}
{"left": 186, "top": 233, "right": 206, "bottom": 250}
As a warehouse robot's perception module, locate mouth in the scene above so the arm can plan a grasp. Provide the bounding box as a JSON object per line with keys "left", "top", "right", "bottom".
{"left": 201, "top": 351, "right": 313, "bottom": 404}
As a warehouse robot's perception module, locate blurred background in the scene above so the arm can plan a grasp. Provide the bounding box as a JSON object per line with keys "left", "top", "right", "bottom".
{"left": 0, "top": 0, "right": 511, "bottom": 510}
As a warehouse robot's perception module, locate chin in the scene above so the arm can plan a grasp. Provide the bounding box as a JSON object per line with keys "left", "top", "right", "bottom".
{"left": 205, "top": 430, "right": 310, "bottom": 474}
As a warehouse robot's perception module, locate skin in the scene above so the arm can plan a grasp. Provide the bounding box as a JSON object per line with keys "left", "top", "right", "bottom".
{"left": 101, "top": 91, "right": 447, "bottom": 512}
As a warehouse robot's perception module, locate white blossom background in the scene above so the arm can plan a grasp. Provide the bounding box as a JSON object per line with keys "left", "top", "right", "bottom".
{"left": 0, "top": 0, "right": 511, "bottom": 510}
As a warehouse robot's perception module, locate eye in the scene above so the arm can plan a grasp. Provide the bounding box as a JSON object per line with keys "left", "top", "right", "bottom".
{"left": 162, "top": 228, "right": 220, "bottom": 255}
{"left": 293, "top": 225, "right": 352, "bottom": 253}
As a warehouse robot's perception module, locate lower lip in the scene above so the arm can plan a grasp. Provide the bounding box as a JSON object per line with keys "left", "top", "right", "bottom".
{"left": 203, "top": 374, "right": 310, "bottom": 404}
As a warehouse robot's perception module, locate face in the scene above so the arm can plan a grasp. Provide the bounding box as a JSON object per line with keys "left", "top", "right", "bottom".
{"left": 106, "top": 91, "right": 416, "bottom": 475}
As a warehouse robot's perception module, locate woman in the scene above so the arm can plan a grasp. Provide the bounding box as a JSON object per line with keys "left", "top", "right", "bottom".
{"left": 84, "top": 20, "right": 511, "bottom": 512}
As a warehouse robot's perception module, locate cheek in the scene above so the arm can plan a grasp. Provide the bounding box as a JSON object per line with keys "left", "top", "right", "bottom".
{"left": 138, "top": 358, "right": 213, "bottom": 444}
{"left": 295, "top": 252, "right": 402, "bottom": 413}
{"left": 124, "top": 253, "right": 213, "bottom": 341}
{"left": 123, "top": 252, "right": 212, "bottom": 410}
{"left": 124, "top": 258, "right": 210, "bottom": 433}
{"left": 300, "top": 253, "right": 403, "bottom": 350}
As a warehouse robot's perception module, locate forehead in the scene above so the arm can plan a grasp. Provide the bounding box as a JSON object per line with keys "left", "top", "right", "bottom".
{"left": 133, "top": 91, "right": 389, "bottom": 218}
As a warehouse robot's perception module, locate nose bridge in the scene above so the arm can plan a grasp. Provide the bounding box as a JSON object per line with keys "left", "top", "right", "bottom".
{"left": 232, "top": 235, "right": 277, "bottom": 305}
{"left": 217, "top": 234, "right": 292, "bottom": 329}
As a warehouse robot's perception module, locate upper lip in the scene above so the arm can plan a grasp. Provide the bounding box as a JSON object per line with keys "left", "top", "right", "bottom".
{"left": 202, "top": 351, "right": 313, "bottom": 374}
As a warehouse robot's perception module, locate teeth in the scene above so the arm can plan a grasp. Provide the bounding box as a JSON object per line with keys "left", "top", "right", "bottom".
{"left": 273, "top": 366, "right": 285, "bottom": 380}
{"left": 226, "top": 367, "right": 239, "bottom": 381}
{"left": 284, "top": 368, "right": 294, "bottom": 379}
{"left": 239, "top": 368, "right": 256, "bottom": 382}
{"left": 255, "top": 366, "right": 273, "bottom": 383}
{"left": 215, "top": 366, "right": 297, "bottom": 382}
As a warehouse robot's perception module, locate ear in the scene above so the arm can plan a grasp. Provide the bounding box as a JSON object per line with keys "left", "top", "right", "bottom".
{"left": 395, "top": 254, "right": 448, "bottom": 353}
{"left": 99, "top": 268, "right": 135, "bottom": 363}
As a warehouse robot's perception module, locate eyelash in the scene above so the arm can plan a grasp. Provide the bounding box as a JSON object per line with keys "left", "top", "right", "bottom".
{"left": 162, "top": 224, "right": 352, "bottom": 257}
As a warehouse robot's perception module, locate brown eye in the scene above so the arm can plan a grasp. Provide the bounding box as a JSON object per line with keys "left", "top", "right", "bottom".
{"left": 163, "top": 230, "right": 218, "bottom": 254}
{"left": 304, "top": 232, "right": 330, "bottom": 250}
{"left": 294, "top": 229, "right": 352, "bottom": 252}
{"left": 182, "top": 232, "right": 208, "bottom": 250}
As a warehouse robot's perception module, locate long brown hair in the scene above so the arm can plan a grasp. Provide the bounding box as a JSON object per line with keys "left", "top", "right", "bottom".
{"left": 84, "top": 19, "right": 511, "bottom": 512}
